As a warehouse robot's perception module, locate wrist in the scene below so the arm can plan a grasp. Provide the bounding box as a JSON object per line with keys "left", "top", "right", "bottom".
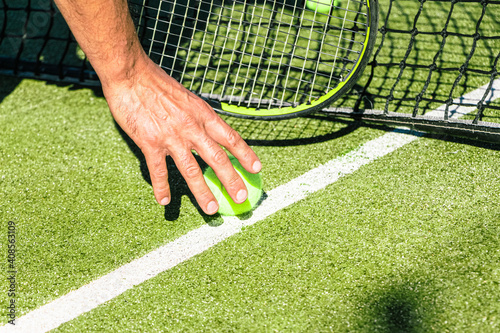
{"left": 91, "top": 40, "right": 149, "bottom": 88}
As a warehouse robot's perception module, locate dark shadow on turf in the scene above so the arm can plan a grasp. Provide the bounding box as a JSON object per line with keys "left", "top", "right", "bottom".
{"left": 315, "top": 111, "right": 500, "bottom": 150}
{"left": 225, "top": 114, "right": 382, "bottom": 147}
{"left": 112, "top": 110, "right": 371, "bottom": 222}
{"left": 242, "top": 117, "right": 364, "bottom": 147}
{"left": 61, "top": 82, "right": 104, "bottom": 97}
{"left": 0, "top": 75, "right": 23, "bottom": 104}
{"left": 357, "top": 280, "right": 431, "bottom": 333}
{"left": 422, "top": 132, "right": 500, "bottom": 151}
{"left": 0, "top": 74, "right": 105, "bottom": 102}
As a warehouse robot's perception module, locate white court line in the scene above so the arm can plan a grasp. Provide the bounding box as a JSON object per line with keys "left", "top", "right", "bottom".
{"left": 2, "top": 79, "right": 499, "bottom": 332}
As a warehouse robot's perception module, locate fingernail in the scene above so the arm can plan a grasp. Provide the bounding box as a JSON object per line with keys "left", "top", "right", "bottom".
{"left": 236, "top": 189, "right": 247, "bottom": 203}
{"left": 207, "top": 201, "right": 218, "bottom": 214}
{"left": 160, "top": 197, "right": 170, "bottom": 205}
{"left": 252, "top": 160, "right": 262, "bottom": 172}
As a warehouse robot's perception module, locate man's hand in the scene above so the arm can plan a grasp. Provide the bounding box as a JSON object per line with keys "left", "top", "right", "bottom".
{"left": 54, "top": 0, "right": 261, "bottom": 214}
{"left": 103, "top": 56, "right": 261, "bottom": 214}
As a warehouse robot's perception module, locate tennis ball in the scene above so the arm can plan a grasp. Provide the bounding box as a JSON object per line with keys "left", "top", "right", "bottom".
{"left": 203, "top": 156, "right": 263, "bottom": 216}
{"left": 306, "top": 0, "right": 340, "bottom": 14}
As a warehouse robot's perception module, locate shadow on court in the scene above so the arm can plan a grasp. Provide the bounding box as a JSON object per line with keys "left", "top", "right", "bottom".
{"left": 114, "top": 109, "right": 500, "bottom": 225}
{"left": 0, "top": 76, "right": 22, "bottom": 104}
{"left": 358, "top": 281, "right": 429, "bottom": 333}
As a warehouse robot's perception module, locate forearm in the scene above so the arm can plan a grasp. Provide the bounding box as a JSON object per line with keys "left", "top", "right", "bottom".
{"left": 53, "top": 0, "right": 147, "bottom": 86}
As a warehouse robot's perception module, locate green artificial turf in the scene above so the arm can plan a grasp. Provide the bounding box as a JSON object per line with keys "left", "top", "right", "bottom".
{"left": 53, "top": 132, "right": 500, "bottom": 332}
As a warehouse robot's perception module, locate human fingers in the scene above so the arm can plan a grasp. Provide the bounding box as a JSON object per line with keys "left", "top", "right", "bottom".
{"left": 144, "top": 150, "right": 171, "bottom": 206}
{"left": 171, "top": 150, "right": 220, "bottom": 215}
{"left": 194, "top": 136, "right": 249, "bottom": 205}
{"left": 205, "top": 116, "right": 262, "bottom": 174}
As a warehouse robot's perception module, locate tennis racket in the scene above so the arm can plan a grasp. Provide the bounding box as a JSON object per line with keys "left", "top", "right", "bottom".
{"left": 129, "top": 0, "right": 379, "bottom": 119}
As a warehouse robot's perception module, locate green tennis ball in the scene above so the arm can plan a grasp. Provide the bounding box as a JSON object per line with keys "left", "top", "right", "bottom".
{"left": 306, "top": 0, "right": 340, "bottom": 14}
{"left": 203, "top": 156, "right": 263, "bottom": 216}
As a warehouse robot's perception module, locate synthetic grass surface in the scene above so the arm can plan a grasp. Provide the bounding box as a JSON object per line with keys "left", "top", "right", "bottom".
{"left": 53, "top": 132, "right": 500, "bottom": 332}
{"left": 0, "top": 75, "right": 382, "bottom": 322}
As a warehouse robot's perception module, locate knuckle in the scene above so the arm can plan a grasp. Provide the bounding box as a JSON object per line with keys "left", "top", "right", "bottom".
{"left": 125, "top": 112, "right": 138, "bottom": 135}
{"left": 212, "top": 149, "right": 228, "bottom": 165}
{"left": 200, "top": 134, "right": 217, "bottom": 150}
{"left": 141, "top": 143, "right": 165, "bottom": 158}
{"left": 226, "top": 174, "right": 242, "bottom": 190}
{"left": 185, "top": 165, "right": 201, "bottom": 179}
{"left": 152, "top": 167, "right": 168, "bottom": 180}
{"left": 154, "top": 186, "right": 169, "bottom": 198}
{"left": 225, "top": 128, "right": 241, "bottom": 148}
{"left": 181, "top": 113, "right": 198, "bottom": 130}
{"left": 239, "top": 147, "right": 254, "bottom": 161}
{"left": 198, "top": 187, "right": 214, "bottom": 202}
{"left": 178, "top": 153, "right": 200, "bottom": 179}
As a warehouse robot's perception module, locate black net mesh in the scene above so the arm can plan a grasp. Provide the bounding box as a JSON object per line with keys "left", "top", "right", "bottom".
{"left": 1, "top": 0, "right": 499, "bottom": 139}
{"left": 0, "top": 0, "right": 96, "bottom": 83}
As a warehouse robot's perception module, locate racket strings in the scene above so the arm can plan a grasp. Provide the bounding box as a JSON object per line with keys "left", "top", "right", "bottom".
{"left": 141, "top": 5, "right": 363, "bottom": 71}
{"left": 141, "top": 1, "right": 367, "bottom": 51}
{"left": 139, "top": 5, "right": 366, "bottom": 64}
{"left": 133, "top": 0, "right": 371, "bottom": 110}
